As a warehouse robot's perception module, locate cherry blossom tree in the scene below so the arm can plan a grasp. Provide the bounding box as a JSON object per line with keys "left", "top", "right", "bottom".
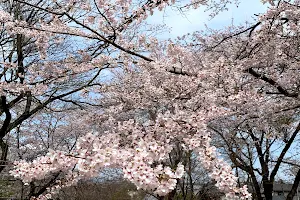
{"left": 210, "top": 115, "right": 300, "bottom": 200}
{"left": 2, "top": 0, "right": 291, "bottom": 199}
{"left": 3, "top": 109, "right": 92, "bottom": 199}
{"left": 0, "top": 0, "right": 103, "bottom": 174}
{"left": 187, "top": 0, "right": 300, "bottom": 199}
{"left": 6, "top": 9, "right": 251, "bottom": 200}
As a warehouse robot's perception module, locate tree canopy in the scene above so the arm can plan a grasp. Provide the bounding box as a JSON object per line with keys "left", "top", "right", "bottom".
{"left": 0, "top": 0, "right": 300, "bottom": 200}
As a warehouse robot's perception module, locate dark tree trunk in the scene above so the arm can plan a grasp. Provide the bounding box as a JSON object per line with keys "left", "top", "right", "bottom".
{"left": 263, "top": 180, "right": 273, "bottom": 200}
{"left": 287, "top": 168, "right": 300, "bottom": 200}
{"left": 0, "top": 139, "right": 8, "bottom": 173}
{"left": 0, "top": 96, "right": 11, "bottom": 173}
{"left": 250, "top": 172, "right": 263, "bottom": 200}
{"left": 167, "top": 189, "right": 176, "bottom": 200}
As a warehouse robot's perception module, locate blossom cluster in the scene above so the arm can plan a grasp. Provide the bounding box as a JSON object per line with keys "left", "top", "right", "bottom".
{"left": 11, "top": 110, "right": 251, "bottom": 199}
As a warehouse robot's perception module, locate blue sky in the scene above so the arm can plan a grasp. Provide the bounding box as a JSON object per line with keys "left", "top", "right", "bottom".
{"left": 147, "top": 0, "right": 268, "bottom": 38}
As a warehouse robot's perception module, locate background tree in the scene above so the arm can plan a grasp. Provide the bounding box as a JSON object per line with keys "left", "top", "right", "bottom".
{"left": 0, "top": 0, "right": 88, "bottom": 173}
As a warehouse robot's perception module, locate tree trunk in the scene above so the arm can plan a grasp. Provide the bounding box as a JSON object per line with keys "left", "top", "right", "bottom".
{"left": 263, "top": 180, "right": 273, "bottom": 200}
{"left": 167, "top": 189, "right": 176, "bottom": 200}
{"left": 287, "top": 168, "right": 300, "bottom": 200}
{"left": 249, "top": 171, "right": 263, "bottom": 200}
{"left": 0, "top": 139, "right": 8, "bottom": 173}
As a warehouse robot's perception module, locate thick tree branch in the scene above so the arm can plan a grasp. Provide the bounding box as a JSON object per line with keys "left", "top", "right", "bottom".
{"left": 247, "top": 67, "right": 298, "bottom": 98}
{"left": 287, "top": 168, "right": 300, "bottom": 200}
{"left": 28, "top": 172, "right": 60, "bottom": 198}
{"left": 270, "top": 122, "right": 300, "bottom": 182}
{"left": 0, "top": 96, "right": 12, "bottom": 138}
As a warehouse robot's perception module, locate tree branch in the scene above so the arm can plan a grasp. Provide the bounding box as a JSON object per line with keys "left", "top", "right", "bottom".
{"left": 247, "top": 67, "right": 298, "bottom": 98}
